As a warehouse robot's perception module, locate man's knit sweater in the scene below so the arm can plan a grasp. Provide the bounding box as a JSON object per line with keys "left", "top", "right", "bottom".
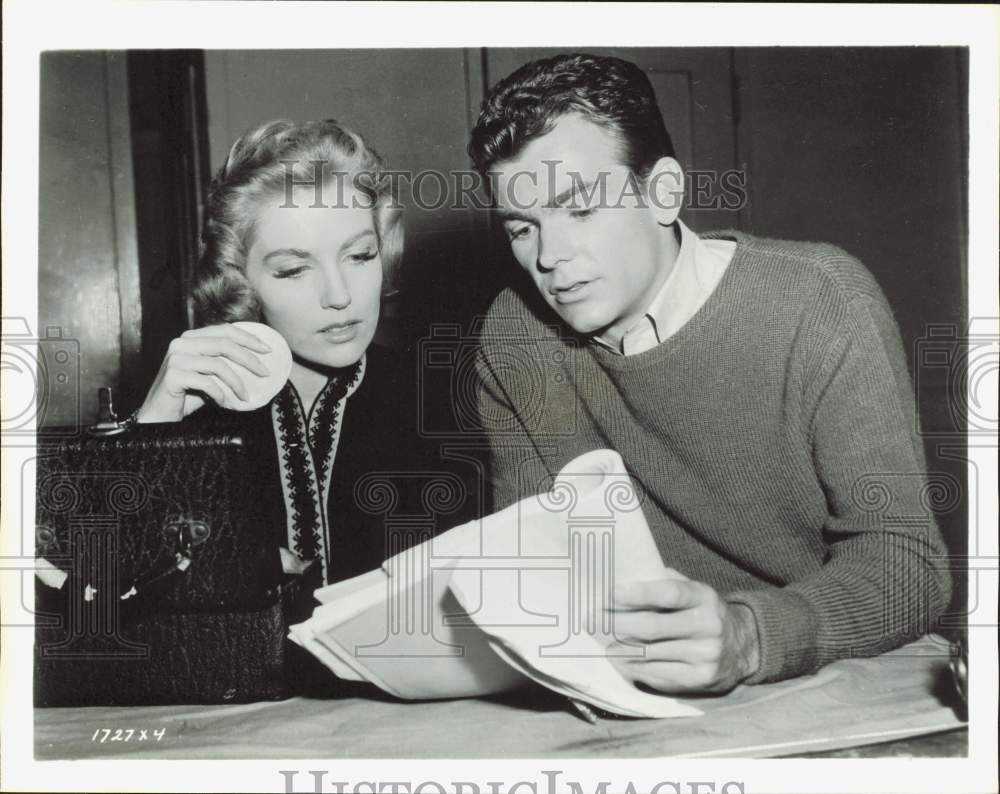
{"left": 475, "top": 230, "right": 951, "bottom": 684}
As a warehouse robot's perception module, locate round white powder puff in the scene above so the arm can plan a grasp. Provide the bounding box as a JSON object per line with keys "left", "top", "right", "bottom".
{"left": 214, "top": 322, "right": 293, "bottom": 410}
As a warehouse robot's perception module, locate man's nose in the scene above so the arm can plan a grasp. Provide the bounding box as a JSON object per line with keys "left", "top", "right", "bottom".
{"left": 320, "top": 264, "right": 352, "bottom": 309}
{"left": 536, "top": 222, "right": 573, "bottom": 272}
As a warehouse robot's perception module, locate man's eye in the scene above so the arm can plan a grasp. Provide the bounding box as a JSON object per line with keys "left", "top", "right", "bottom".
{"left": 274, "top": 266, "right": 307, "bottom": 279}
{"left": 569, "top": 208, "right": 597, "bottom": 220}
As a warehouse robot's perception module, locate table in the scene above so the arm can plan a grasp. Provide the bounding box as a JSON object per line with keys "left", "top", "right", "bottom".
{"left": 789, "top": 727, "right": 966, "bottom": 758}
{"left": 35, "top": 636, "right": 966, "bottom": 760}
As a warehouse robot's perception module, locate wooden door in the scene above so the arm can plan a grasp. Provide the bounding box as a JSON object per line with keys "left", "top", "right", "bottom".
{"left": 38, "top": 52, "right": 140, "bottom": 428}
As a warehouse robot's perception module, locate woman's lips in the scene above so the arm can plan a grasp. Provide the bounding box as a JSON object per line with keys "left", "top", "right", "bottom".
{"left": 318, "top": 320, "right": 360, "bottom": 343}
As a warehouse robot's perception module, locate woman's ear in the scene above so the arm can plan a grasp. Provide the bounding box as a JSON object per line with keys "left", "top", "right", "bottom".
{"left": 646, "top": 157, "right": 685, "bottom": 226}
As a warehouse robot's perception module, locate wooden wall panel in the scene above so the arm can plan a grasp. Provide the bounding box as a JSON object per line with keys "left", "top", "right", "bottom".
{"left": 38, "top": 51, "right": 140, "bottom": 428}
{"left": 203, "top": 49, "right": 496, "bottom": 346}
{"left": 734, "top": 49, "right": 968, "bottom": 590}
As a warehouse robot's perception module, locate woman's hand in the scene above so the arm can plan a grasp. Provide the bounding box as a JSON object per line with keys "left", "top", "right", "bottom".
{"left": 606, "top": 568, "right": 761, "bottom": 694}
{"left": 136, "top": 324, "right": 272, "bottom": 423}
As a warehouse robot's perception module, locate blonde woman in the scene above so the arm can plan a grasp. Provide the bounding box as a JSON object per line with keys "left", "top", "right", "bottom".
{"left": 137, "top": 119, "right": 425, "bottom": 585}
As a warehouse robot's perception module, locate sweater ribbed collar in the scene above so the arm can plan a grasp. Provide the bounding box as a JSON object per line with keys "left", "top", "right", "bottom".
{"left": 586, "top": 229, "right": 750, "bottom": 372}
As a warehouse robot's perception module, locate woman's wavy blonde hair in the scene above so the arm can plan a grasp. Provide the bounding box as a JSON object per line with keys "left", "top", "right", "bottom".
{"left": 191, "top": 118, "right": 403, "bottom": 326}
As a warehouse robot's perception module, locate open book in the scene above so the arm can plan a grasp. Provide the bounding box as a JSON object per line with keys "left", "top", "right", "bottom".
{"left": 289, "top": 450, "right": 701, "bottom": 718}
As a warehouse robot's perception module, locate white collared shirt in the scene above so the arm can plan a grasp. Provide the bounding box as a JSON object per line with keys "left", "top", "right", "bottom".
{"left": 594, "top": 220, "right": 737, "bottom": 355}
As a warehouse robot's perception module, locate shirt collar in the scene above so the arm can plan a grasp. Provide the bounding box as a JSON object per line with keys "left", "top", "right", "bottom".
{"left": 594, "top": 219, "right": 701, "bottom": 354}
{"left": 642, "top": 219, "right": 700, "bottom": 342}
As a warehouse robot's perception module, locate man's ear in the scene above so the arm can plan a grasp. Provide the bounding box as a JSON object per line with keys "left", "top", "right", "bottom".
{"left": 645, "top": 157, "right": 684, "bottom": 226}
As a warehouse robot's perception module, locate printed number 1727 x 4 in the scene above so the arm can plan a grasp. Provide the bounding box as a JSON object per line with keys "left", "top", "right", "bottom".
{"left": 91, "top": 728, "right": 166, "bottom": 743}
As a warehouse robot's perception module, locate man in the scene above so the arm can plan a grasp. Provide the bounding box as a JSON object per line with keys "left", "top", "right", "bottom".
{"left": 468, "top": 53, "right": 950, "bottom": 693}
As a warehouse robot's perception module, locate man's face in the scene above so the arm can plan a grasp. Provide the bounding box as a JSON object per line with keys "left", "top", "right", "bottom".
{"left": 491, "top": 114, "right": 676, "bottom": 344}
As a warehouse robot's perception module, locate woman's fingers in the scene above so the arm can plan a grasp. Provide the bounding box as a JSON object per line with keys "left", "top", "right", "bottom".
{"left": 138, "top": 323, "right": 271, "bottom": 423}
{"left": 181, "top": 323, "right": 271, "bottom": 354}
{"left": 174, "top": 372, "right": 229, "bottom": 408}
{"left": 172, "top": 336, "right": 270, "bottom": 378}
{"left": 168, "top": 352, "right": 248, "bottom": 402}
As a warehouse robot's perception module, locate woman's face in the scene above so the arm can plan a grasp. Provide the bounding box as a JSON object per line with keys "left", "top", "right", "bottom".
{"left": 245, "top": 184, "right": 382, "bottom": 370}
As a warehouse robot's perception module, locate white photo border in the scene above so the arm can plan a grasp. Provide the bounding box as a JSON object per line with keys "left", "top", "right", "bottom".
{"left": 2, "top": 2, "right": 997, "bottom": 793}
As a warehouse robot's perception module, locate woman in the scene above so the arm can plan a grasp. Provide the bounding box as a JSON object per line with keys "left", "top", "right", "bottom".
{"left": 136, "top": 118, "right": 445, "bottom": 585}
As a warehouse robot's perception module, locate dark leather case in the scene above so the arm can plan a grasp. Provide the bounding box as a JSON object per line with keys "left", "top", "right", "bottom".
{"left": 33, "top": 417, "right": 319, "bottom": 706}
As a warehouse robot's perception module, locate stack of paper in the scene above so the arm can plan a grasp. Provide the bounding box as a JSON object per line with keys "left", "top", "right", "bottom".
{"left": 289, "top": 450, "right": 701, "bottom": 718}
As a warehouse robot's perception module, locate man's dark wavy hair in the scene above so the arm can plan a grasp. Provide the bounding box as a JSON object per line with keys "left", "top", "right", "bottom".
{"left": 468, "top": 53, "right": 675, "bottom": 181}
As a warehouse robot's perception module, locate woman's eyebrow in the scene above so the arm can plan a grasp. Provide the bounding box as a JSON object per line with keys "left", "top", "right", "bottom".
{"left": 262, "top": 248, "right": 311, "bottom": 265}
{"left": 497, "top": 208, "right": 536, "bottom": 224}
{"left": 338, "top": 229, "right": 377, "bottom": 252}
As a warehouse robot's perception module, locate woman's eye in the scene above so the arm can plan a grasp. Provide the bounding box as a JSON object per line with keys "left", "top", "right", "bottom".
{"left": 348, "top": 250, "right": 378, "bottom": 264}
{"left": 569, "top": 208, "right": 597, "bottom": 220}
{"left": 507, "top": 225, "right": 534, "bottom": 241}
{"left": 274, "top": 266, "right": 307, "bottom": 279}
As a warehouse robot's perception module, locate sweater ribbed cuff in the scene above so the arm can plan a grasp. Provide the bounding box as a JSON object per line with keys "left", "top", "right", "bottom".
{"left": 725, "top": 588, "right": 820, "bottom": 684}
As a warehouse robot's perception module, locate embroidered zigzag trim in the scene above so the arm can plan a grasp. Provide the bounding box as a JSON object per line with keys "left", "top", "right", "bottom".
{"left": 272, "top": 357, "right": 366, "bottom": 584}
{"left": 273, "top": 385, "right": 323, "bottom": 564}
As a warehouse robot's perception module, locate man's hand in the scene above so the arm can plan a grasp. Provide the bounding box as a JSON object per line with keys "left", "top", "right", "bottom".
{"left": 606, "top": 568, "right": 761, "bottom": 694}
